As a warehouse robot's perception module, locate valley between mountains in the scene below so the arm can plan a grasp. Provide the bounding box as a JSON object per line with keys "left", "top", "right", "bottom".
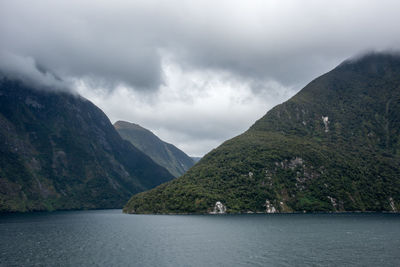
{"left": 124, "top": 53, "right": 400, "bottom": 214}
{"left": 1, "top": 53, "right": 399, "bottom": 214}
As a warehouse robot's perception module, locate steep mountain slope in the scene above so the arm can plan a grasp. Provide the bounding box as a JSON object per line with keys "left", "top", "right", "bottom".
{"left": 191, "top": 157, "right": 202, "bottom": 163}
{"left": 124, "top": 53, "right": 400, "bottom": 214}
{"left": 114, "top": 121, "right": 194, "bottom": 177}
{"left": 0, "top": 77, "right": 173, "bottom": 212}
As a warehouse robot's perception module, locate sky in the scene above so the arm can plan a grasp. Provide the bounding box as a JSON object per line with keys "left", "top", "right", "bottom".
{"left": 1, "top": 1, "right": 400, "bottom": 156}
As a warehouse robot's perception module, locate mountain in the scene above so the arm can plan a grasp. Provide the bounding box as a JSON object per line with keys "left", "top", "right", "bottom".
{"left": 124, "top": 52, "right": 400, "bottom": 214}
{"left": 0, "top": 77, "right": 174, "bottom": 212}
{"left": 114, "top": 121, "right": 194, "bottom": 177}
{"left": 191, "top": 157, "right": 202, "bottom": 163}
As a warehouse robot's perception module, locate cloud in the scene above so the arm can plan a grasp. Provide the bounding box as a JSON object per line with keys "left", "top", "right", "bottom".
{"left": 2, "top": 0, "right": 400, "bottom": 155}
{"left": 2, "top": 0, "right": 400, "bottom": 91}
{"left": 0, "top": 51, "right": 69, "bottom": 90}
{"left": 0, "top": 0, "right": 164, "bottom": 90}
{"left": 75, "top": 57, "right": 295, "bottom": 156}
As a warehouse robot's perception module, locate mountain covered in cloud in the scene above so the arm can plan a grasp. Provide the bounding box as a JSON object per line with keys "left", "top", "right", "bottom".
{"left": 0, "top": 76, "right": 173, "bottom": 212}
{"left": 114, "top": 121, "right": 194, "bottom": 177}
{"left": 123, "top": 53, "right": 400, "bottom": 214}
{"left": 4, "top": 1, "right": 400, "bottom": 158}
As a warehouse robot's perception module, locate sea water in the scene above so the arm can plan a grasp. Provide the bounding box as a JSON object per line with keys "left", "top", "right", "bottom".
{"left": 1, "top": 210, "right": 399, "bottom": 266}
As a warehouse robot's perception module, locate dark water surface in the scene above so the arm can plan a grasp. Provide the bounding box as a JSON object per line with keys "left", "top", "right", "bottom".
{"left": 0, "top": 210, "right": 399, "bottom": 266}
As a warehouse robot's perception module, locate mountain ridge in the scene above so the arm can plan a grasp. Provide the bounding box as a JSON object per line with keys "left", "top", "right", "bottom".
{"left": 114, "top": 120, "right": 194, "bottom": 177}
{"left": 123, "top": 52, "right": 400, "bottom": 214}
{"left": 0, "top": 77, "right": 174, "bottom": 212}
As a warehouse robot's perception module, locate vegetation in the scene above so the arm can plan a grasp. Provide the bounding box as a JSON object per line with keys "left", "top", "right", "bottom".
{"left": 114, "top": 121, "right": 194, "bottom": 177}
{"left": 124, "top": 53, "right": 400, "bottom": 214}
{"left": 0, "top": 78, "right": 173, "bottom": 212}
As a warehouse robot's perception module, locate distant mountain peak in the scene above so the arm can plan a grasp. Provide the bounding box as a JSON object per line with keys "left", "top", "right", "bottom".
{"left": 114, "top": 120, "right": 148, "bottom": 132}
{"left": 114, "top": 120, "right": 141, "bottom": 128}
{"left": 114, "top": 121, "right": 194, "bottom": 177}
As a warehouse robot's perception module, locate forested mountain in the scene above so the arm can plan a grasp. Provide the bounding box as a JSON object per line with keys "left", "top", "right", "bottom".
{"left": 115, "top": 121, "right": 194, "bottom": 177}
{"left": 124, "top": 53, "right": 400, "bottom": 214}
{"left": 0, "top": 77, "right": 173, "bottom": 212}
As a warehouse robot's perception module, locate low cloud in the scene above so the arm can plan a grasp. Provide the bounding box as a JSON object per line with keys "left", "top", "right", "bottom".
{"left": 76, "top": 58, "right": 295, "bottom": 156}
{"left": 2, "top": 0, "right": 400, "bottom": 91}
{"left": 2, "top": 0, "right": 400, "bottom": 155}
{"left": 0, "top": 51, "right": 69, "bottom": 90}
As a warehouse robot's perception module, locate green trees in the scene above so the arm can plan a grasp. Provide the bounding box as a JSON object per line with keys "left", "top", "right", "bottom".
{"left": 124, "top": 53, "right": 400, "bottom": 214}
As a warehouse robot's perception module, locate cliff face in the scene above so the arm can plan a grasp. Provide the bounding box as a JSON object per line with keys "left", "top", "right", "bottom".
{"left": 124, "top": 53, "right": 400, "bottom": 214}
{"left": 0, "top": 77, "right": 174, "bottom": 212}
{"left": 115, "top": 121, "right": 194, "bottom": 177}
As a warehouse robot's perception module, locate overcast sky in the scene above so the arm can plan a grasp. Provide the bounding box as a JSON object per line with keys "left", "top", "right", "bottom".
{"left": 1, "top": 1, "right": 400, "bottom": 156}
